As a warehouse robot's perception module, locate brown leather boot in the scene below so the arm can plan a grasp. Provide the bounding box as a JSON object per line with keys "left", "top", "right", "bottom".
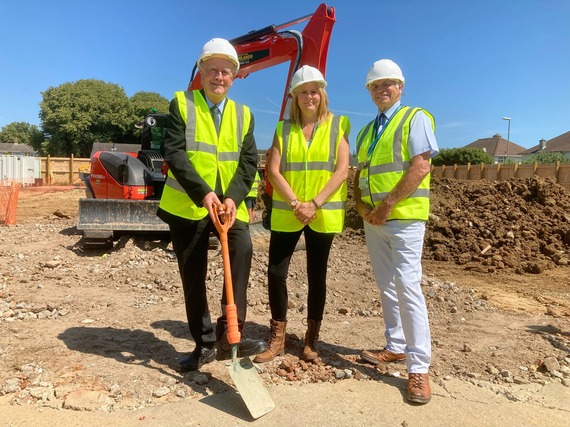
{"left": 253, "top": 319, "right": 286, "bottom": 363}
{"left": 301, "top": 319, "right": 321, "bottom": 361}
{"left": 406, "top": 373, "right": 431, "bottom": 404}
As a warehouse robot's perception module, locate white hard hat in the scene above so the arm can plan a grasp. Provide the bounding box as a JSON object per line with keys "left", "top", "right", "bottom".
{"left": 365, "top": 59, "right": 405, "bottom": 88}
{"left": 289, "top": 65, "right": 327, "bottom": 95}
{"left": 198, "top": 38, "right": 240, "bottom": 71}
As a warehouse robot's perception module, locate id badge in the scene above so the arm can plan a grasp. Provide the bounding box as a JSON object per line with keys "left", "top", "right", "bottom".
{"left": 359, "top": 176, "right": 369, "bottom": 189}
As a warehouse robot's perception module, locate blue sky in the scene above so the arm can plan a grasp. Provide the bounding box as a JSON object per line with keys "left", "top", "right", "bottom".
{"left": 1, "top": 0, "right": 569, "bottom": 152}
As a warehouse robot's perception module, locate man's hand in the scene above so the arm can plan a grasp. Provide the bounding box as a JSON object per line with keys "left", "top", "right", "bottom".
{"left": 356, "top": 201, "right": 373, "bottom": 222}
{"left": 366, "top": 201, "right": 392, "bottom": 225}
{"left": 222, "top": 197, "right": 237, "bottom": 228}
{"left": 203, "top": 192, "right": 223, "bottom": 223}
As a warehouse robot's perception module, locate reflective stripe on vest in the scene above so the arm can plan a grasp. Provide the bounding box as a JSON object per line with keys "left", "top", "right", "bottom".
{"left": 159, "top": 90, "right": 251, "bottom": 222}
{"left": 271, "top": 115, "right": 348, "bottom": 233}
{"left": 247, "top": 171, "right": 260, "bottom": 198}
{"left": 356, "top": 106, "right": 434, "bottom": 221}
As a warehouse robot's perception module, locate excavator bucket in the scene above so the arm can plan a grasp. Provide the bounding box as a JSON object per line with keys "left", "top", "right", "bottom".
{"left": 77, "top": 198, "right": 168, "bottom": 248}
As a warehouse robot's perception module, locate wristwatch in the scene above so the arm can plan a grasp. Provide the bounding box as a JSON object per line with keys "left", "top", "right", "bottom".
{"left": 290, "top": 199, "right": 299, "bottom": 208}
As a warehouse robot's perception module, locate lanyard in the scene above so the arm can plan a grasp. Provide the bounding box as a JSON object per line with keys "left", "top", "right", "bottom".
{"left": 307, "top": 122, "right": 319, "bottom": 148}
{"left": 366, "top": 105, "right": 402, "bottom": 157}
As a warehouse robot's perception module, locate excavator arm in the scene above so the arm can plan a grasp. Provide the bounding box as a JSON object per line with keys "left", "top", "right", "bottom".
{"left": 188, "top": 3, "right": 336, "bottom": 120}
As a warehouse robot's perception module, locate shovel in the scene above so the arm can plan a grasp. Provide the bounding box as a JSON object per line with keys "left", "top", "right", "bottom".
{"left": 212, "top": 204, "right": 275, "bottom": 419}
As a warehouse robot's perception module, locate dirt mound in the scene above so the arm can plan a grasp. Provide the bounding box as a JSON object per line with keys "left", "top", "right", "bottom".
{"left": 265, "top": 169, "right": 570, "bottom": 275}
{"left": 425, "top": 176, "right": 570, "bottom": 274}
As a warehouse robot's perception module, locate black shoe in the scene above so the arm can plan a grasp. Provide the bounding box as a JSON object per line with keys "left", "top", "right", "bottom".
{"left": 178, "top": 346, "right": 216, "bottom": 372}
{"left": 216, "top": 337, "right": 268, "bottom": 360}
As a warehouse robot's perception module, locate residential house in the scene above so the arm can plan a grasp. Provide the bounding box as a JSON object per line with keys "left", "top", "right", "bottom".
{"left": 520, "top": 131, "right": 570, "bottom": 162}
{"left": 0, "top": 143, "right": 37, "bottom": 156}
{"left": 464, "top": 134, "right": 526, "bottom": 163}
{"left": 0, "top": 143, "right": 40, "bottom": 183}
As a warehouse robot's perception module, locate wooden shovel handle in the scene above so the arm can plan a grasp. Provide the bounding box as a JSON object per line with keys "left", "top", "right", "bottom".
{"left": 211, "top": 204, "right": 241, "bottom": 345}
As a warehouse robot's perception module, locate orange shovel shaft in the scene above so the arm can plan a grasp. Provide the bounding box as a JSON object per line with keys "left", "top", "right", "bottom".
{"left": 212, "top": 204, "right": 241, "bottom": 345}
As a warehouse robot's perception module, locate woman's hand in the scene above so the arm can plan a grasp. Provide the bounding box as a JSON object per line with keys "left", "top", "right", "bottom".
{"left": 294, "top": 201, "right": 317, "bottom": 225}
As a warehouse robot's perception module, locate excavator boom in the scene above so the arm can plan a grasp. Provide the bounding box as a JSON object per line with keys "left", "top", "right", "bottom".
{"left": 189, "top": 3, "right": 335, "bottom": 119}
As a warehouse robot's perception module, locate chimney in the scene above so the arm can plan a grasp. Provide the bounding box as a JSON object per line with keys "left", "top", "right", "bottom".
{"left": 539, "top": 139, "right": 547, "bottom": 150}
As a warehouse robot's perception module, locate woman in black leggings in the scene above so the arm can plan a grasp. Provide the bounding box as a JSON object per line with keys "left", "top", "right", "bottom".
{"left": 254, "top": 66, "right": 350, "bottom": 363}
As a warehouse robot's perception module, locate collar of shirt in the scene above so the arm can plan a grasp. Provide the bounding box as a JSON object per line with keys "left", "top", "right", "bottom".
{"left": 206, "top": 98, "right": 226, "bottom": 113}
{"left": 378, "top": 100, "right": 401, "bottom": 121}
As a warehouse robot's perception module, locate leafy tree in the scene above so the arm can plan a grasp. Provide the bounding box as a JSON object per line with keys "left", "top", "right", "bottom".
{"left": 0, "top": 122, "right": 45, "bottom": 153}
{"left": 39, "top": 79, "right": 134, "bottom": 157}
{"left": 127, "top": 91, "right": 170, "bottom": 143}
{"left": 432, "top": 148, "right": 494, "bottom": 166}
{"left": 522, "top": 151, "right": 570, "bottom": 164}
{"left": 129, "top": 91, "right": 169, "bottom": 120}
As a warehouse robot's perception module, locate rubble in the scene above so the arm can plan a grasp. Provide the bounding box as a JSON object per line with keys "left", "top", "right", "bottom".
{"left": 0, "top": 180, "right": 568, "bottom": 412}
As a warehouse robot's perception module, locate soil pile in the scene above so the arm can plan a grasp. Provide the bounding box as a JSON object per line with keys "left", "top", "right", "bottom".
{"left": 425, "top": 176, "right": 570, "bottom": 274}
{"left": 304, "top": 170, "right": 570, "bottom": 275}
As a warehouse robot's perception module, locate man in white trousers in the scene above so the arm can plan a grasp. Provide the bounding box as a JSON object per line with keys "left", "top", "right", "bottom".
{"left": 354, "top": 59, "right": 439, "bottom": 404}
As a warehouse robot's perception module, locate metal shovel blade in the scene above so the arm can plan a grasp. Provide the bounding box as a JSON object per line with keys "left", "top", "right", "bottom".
{"left": 227, "top": 347, "right": 275, "bottom": 419}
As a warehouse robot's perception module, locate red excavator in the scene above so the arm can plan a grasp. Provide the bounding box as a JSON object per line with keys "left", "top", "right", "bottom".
{"left": 77, "top": 3, "right": 336, "bottom": 248}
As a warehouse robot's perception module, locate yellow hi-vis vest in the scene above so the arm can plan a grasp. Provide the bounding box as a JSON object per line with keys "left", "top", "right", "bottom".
{"left": 247, "top": 171, "right": 260, "bottom": 198}
{"left": 356, "top": 106, "right": 435, "bottom": 221}
{"left": 271, "top": 115, "right": 349, "bottom": 233}
{"left": 159, "top": 90, "right": 252, "bottom": 222}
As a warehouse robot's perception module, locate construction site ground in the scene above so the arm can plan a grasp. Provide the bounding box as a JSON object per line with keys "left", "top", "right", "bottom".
{"left": 1, "top": 173, "right": 569, "bottom": 427}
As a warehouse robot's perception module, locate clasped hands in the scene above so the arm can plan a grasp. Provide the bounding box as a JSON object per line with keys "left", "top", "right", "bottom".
{"left": 358, "top": 201, "right": 390, "bottom": 225}
{"left": 203, "top": 192, "right": 237, "bottom": 227}
{"left": 294, "top": 201, "right": 317, "bottom": 225}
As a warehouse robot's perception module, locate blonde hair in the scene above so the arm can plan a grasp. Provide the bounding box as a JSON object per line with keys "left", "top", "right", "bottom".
{"left": 288, "top": 86, "right": 331, "bottom": 127}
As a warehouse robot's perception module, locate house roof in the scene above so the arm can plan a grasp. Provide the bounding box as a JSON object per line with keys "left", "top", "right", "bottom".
{"left": 464, "top": 134, "right": 526, "bottom": 156}
{"left": 521, "top": 131, "right": 570, "bottom": 154}
{"left": 0, "top": 142, "right": 37, "bottom": 154}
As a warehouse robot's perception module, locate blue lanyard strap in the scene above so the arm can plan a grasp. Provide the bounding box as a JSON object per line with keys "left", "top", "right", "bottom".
{"left": 366, "top": 105, "right": 403, "bottom": 157}
{"left": 307, "top": 122, "right": 319, "bottom": 147}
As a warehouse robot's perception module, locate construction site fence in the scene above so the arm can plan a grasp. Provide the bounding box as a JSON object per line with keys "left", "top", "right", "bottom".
{"left": 36, "top": 156, "right": 570, "bottom": 192}
{"left": 431, "top": 161, "right": 570, "bottom": 191}
{"left": 38, "top": 155, "right": 91, "bottom": 186}
{"left": 0, "top": 181, "right": 19, "bottom": 225}
{"left": 39, "top": 153, "right": 267, "bottom": 185}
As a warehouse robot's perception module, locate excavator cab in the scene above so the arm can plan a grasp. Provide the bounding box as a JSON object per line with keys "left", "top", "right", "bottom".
{"left": 140, "top": 113, "right": 168, "bottom": 152}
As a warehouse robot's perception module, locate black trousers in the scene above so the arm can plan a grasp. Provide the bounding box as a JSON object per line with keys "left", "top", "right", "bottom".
{"left": 169, "top": 217, "right": 252, "bottom": 347}
{"left": 267, "top": 226, "right": 335, "bottom": 322}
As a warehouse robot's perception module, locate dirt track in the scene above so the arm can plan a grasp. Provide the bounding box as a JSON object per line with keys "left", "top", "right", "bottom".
{"left": 1, "top": 177, "right": 569, "bottom": 426}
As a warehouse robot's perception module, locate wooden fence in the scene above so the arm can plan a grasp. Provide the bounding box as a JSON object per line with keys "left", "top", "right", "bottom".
{"left": 40, "top": 155, "right": 91, "bottom": 185}
{"left": 39, "top": 153, "right": 269, "bottom": 185}
{"left": 431, "top": 162, "right": 570, "bottom": 191}
{"left": 40, "top": 155, "right": 570, "bottom": 192}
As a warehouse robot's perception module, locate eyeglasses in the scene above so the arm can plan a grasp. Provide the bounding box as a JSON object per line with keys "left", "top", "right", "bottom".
{"left": 369, "top": 81, "right": 400, "bottom": 91}
{"left": 204, "top": 67, "right": 234, "bottom": 79}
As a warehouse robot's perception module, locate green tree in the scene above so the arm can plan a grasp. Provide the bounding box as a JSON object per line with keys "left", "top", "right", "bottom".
{"left": 129, "top": 91, "right": 169, "bottom": 120}
{"left": 39, "top": 79, "right": 134, "bottom": 157}
{"left": 0, "top": 122, "right": 45, "bottom": 153}
{"left": 127, "top": 91, "right": 170, "bottom": 143}
{"left": 522, "top": 151, "right": 570, "bottom": 164}
{"left": 432, "top": 148, "right": 494, "bottom": 166}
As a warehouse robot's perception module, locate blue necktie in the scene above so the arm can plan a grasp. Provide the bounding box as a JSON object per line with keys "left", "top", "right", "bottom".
{"left": 375, "top": 113, "right": 387, "bottom": 135}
